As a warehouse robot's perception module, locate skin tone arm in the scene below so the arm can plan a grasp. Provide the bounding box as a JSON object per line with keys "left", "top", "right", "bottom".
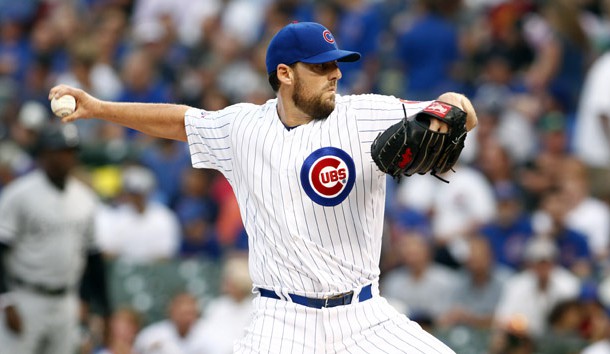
{"left": 48, "top": 85, "right": 190, "bottom": 142}
{"left": 50, "top": 85, "right": 477, "bottom": 140}
{"left": 526, "top": 37, "right": 561, "bottom": 92}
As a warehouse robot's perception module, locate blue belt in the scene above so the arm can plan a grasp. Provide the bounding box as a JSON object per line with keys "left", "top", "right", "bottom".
{"left": 258, "top": 284, "right": 372, "bottom": 309}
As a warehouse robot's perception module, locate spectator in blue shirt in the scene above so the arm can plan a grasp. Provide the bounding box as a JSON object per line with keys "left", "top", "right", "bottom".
{"left": 480, "top": 183, "right": 534, "bottom": 271}
{"left": 395, "top": 0, "right": 463, "bottom": 100}
{"left": 332, "top": 0, "right": 382, "bottom": 93}
{"left": 140, "top": 139, "right": 192, "bottom": 207}
{"left": 534, "top": 187, "right": 592, "bottom": 278}
{"left": 174, "top": 168, "right": 222, "bottom": 260}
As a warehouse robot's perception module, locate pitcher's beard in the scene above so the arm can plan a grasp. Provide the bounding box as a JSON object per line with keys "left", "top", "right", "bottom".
{"left": 292, "top": 79, "right": 336, "bottom": 120}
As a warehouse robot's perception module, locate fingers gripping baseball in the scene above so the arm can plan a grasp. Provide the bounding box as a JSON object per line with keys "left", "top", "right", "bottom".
{"left": 48, "top": 85, "right": 101, "bottom": 123}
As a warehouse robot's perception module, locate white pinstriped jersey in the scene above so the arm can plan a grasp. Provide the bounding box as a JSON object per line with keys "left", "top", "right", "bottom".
{"left": 185, "top": 94, "right": 432, "bottom": 298}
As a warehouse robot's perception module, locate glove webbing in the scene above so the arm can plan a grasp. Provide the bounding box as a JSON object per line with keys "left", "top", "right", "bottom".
{"left": 405, "top": 127, "right": 447, "bottom": 177}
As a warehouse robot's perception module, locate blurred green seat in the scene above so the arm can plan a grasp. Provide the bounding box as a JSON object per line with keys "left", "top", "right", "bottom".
{"left": 433, "top": 326, "right": 491, "bottom": 354}
{"left": 105, "top": 258, "right": 223, "bottom": 325}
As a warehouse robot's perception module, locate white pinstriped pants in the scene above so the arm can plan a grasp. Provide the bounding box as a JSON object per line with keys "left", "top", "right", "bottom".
{"left": 234, "top": 295, "right": 456, "bottom": 354}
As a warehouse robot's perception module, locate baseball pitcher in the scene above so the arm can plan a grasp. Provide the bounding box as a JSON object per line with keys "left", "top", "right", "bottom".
{"left": 49, "top": 22, "right": 476, "bottom": 354}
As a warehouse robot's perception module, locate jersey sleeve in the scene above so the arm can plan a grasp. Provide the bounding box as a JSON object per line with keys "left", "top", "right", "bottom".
{"left": 0, "top": 185, "right": 22, "bottom": 244}
{"left": 351, "top": 94, "right": 433, "bottom": 145}
{"left": 185, "top": 106, "right": 237, "bottom": 181}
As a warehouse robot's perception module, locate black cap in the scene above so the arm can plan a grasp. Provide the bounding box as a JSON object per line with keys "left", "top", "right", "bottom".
{"left": 36, "top": 123, "right": 80, "bottom": 152}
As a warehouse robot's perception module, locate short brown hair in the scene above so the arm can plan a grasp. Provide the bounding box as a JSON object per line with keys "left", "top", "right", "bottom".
{"left": 268, "top": 71, "right": 281, "bottom": 92}
{"left": 268, "top": 63, "right": 297, "bottom": 92}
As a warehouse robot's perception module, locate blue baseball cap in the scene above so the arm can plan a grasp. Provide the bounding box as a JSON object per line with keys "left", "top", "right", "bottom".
{"left": 266, "top": 22, "right": 361, "bottom": 75}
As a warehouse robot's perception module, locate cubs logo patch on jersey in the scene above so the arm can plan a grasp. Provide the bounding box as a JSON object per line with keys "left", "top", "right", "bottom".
{"left": 300, "top": 147, "right": 355, "bottom": 207}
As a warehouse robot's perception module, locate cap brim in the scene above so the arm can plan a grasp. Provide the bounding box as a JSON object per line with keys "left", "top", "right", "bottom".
{"left": 301, "top": 49, "right": 361, "bottom": 64}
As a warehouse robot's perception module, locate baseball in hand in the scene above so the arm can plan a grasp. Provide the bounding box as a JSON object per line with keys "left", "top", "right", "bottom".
{"left": 51, "top": 95, "right": 76, "bottom": 118}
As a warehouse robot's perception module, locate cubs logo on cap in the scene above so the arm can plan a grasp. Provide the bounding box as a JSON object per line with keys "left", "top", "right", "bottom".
{"left": 322, "top": 30, "right": 335, "bottom": 44}
{"left": 300, "top": 147, "right": 356, "bottom": 206}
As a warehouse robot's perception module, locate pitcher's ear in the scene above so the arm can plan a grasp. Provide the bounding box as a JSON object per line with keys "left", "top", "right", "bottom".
{"left": 277, "top": 64, "right": 294, "bottom": 85}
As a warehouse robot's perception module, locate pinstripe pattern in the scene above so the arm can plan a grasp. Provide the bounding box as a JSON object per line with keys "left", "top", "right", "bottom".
{"left": 185, "top": 95, "right": 431, "bottom": 297}
{"left": 234, "top": 296, "right": 455, "bottom": 353}
{"left": 186, "top": 94, "right": 454, "bottom": 353}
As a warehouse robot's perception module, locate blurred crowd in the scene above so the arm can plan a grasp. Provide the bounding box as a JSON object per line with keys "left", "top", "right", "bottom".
{"left": 1, "top": 0, "right": 610, "bottom": 353}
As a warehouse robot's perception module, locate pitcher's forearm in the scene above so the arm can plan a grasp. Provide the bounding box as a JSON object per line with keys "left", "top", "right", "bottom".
{"left": 49, "top": 85, "right": 191, "bottom": 142}
{"left": 95, "top": 101, "right": 190, "bottom": 142}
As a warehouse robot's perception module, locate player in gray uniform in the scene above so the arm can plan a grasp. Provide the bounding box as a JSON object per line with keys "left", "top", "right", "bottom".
{"left": 0, "top": 123, "right": 109, "bottom": 354}
{"left": 49, "top": 22, "right": 477, "bottom": 353}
